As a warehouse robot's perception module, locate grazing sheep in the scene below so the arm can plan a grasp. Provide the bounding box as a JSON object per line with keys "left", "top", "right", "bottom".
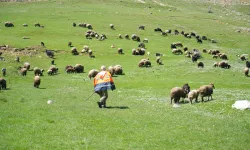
{"left": 88, "top": 69, "right": 99, "bottom": 79}
{"left": 23, "top": 62, "right": 30, "bottom": 70}
{"left": 246, "top": 61, "right": 250, "bottom": 68}
{"left": 191, "top": 54, "right": 199, "bottom": 62}
{"left": 74, "top": 64, "right": 84, "bottom": 73}
{"left": 203, "top": 49, "right": 207, "bottom": 53}
{"left": 238, "top": 54, "right": 248, "bottom": 61}
{"left": 45, "top": 50, "right": 54, "bottom": 58}
{"left": 124, "top": 34, "right": 129, "bottom": 39}
{"left": 219, "top": 53, "right": 228, "bottom": 60}
{"left": 197, "top": 61, "right": 204, "bottom": 68}
{"left": 156, "top": 57, "right": 163, "bottom": 65}
{"left": 218, "top": 61, "right": 230, "bottom": 69}
{"left": 110, "top": 24, "right": 114, "bottom": 29}
{"left": 34, "top": 23, "right": 40, "bottom": 27}
{"left": 68, "top": 41, "right": 72, "bottom": 47}
{"left": 15, "top": 56, "right": 20, "bottom": 62}
{"left": 197, "top": 38, "right": 203, "bottom": 43}
{"left": 73, "top": 23, "right": 76, "bottom": 27}
{"left": 172, "top": 49, "right": 183, "bottom": 55}
{"left": 47, "top": 69, "right": 53, "bottom": 75}
{"left": 118, "top": 34, "right": 122, "bottom": 39}
{"left": 23, "top": 23, "right": 28, "bottom": 27}
{"left": 183, "top": 47, "right": 188, "bottom": 52}
{"left": 108, "top": 66, "right": 115, "bottom": 76}
{"left": 20, "top": 68, "right": 27, "bottom": 76}
{"left": 202, "top": 36, "right": 207, "bottom": 40}
{"left": 170, "top": 87, "right": 188, "bottom": 104}
{"left": 71, "top": 47, "right": 78, "bottom": 55}
{"left": 143, "top": 38, "right": 148, "bottom": 43}
{"left": 49, "top": 66, "right": 58, "bottom": 74}
{"left": 154, "top": 27, "right": 162, "bottom": 32}
{"left": 138, "top": 42, "right": 145, "bottom": 48}
{"left": 111, "top": 44, "right": 115, "bottom": 48}
{"left": 139, "top": 25, "right": 145, "bottom": 30}
{"left": 198, "top": 83, "right": 215, "bottom": 102}
{"left": 5, "top": 22, "right": 14, "bottom": 27}
{"left": 118, "top": 48, "right": 123, "bottom": 54}
{"left": 244, "top": 67, "right": 249, "bottom": 76}
{"left": 34, "top": 76, "right": 41, "bottom": 88}
{"left": 86, "top": 24, "right": 92, "bottom": 29}
{"left": 161, "top": 32, "right": 167, "bottom": 36}
{"left": 138, "top": 59, "right": 151, "bottom": 67}
{"left": 0, "top": 78, "right": 7, "bottom": 90}
{"left": 188, "top": 90, "right": 199, "bottom": 104}
{"left": 114, "top": 65, "right": 123, "bottom": 75}
{"left": 34, "top": 67, "right": 44, "bottom": 76}
{"left": 212, "top": 55, "right": 219, "bottom": 59}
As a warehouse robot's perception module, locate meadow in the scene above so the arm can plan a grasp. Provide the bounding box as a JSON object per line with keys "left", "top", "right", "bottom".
{"left": 0, "top": 0, "right": 250, "bottom": 149}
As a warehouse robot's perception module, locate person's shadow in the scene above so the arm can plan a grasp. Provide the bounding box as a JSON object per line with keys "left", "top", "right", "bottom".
{"left": 105, "top": 106, "right": 129, "bottom": 109}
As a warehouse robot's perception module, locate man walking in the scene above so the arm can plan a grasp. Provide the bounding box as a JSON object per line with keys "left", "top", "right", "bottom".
{"left": 94, "top": 66, "right": 115, "bottom": 108}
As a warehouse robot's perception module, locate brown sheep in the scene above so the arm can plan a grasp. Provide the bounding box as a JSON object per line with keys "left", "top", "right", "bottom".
{"left": 34, "top": 76, "right": 41, "bottom": 88}
{"left": 114, "top": 65, "right": 123, "bottom": 75}
{"left": 108, "top": 66, "right": 115, "bottom": 76}
{"left": 49, "top": 66, "right": 58, "bottom": 74}
{"left": 88, "top": 69, "right": 99, "bottom": 79}
{"left": 74, "top": 64, "right": 84, "bottom": 73}
{"left": 198, "top": 83, "right": 215, "bottom": 102}
{"left": 218, "top": 61, "right": 230, "bottom": 69}
{"left": 20, "top": 68, "right": 27, "bottom": 76}
{"left": 23, "top": 62, "right": 30, "bottom": 70}
{"left": 170, "top": 87, "right": 188, "bottom": 104}
{"left": 244, "top": 67, "right": 249, "bottom": 76}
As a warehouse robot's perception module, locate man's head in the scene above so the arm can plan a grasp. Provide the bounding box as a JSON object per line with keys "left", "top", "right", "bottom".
{"left": 100, "top": 65, "right": 106, "bottom": 71}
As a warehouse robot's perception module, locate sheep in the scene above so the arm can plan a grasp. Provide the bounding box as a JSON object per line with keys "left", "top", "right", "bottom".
{"left": 170, "top": 85, "right": 189, "bottom": 104}
{"left": 88, "top": 69, "right": 99, "bottom": 79}
{"left": 118, "top": 48, "right": 123, "bottom": 54}
{"left": 138, "top": 59, "right": 151, "bottom": 67}
{"left": 139, "top": 25, "right": 145, "bottom": 30}
{"left": 73, "top": 23, "right": 76, "bottom": 27}
{"left": 114, "top": 65, "right": 123, "bottom": 75}
{"left": 197, "top": 61, "right": 204, "bottom": 68}
{"left": 49, "top": 66, "right": 58, "bottom": 74}
{"left": 198, "top": 83, "right": 215, "bottom": 102}
{"left": 188, "top": 90, "right": 199, "bottom": 104}
{"left": 110, "top": 24, "right": 114, "bottom": 29}
{"left": 138, "top": 42, "right": 145, "bottom": 48}
{"left": 0, "top": 78, "right": 7, "bottom": 90}
{"left": 34, "top": 23, "right": 40, "bottom": 27}
{"left": 213, "top": 62, "right": 219, "bottom": 67}
{"left": 68, "top": 41, "right": 72, "bottom": 47}
{"left": 71, "top": 47, "right": 78, "bottom": 55}
{"left": 218, "top": 61, "right": 230, "bottom": 69}
{"left": 154, "top": 27, "right": 162, "bottom": 32}
{"left": 219, "top": 53, "right": 228, "bottom": 60}
{"left": 156, "top": 57, "right": 163, "bottom": 65}
{"left": 244, "top": 67, "right": 249, "bottom": 76}
{"left": 34, "top": 75, "right": 41, "bottom": 88}
{"left": 118, "top": 34, "right": 122, "bottom": 39}
{"left": 246, "top": 61, "right": 250, "bottom": 68}
{"left": 74, "top": 64, "right": 84, "bottom": 73}
{"left": 238, "top": 54, "right": 248, "bottom": 61}
{"left": 172, "top": 49, "right": 183, "bottom": 55}
{"left": 23, "top": 23, "right": 28, "bottom": 27}
{"left": 202, "top": 36, "right": 207, "bottom": 40}
{"left": 5, "top": 22, "right": 14, "bottom": 27}
{"left": 111, "top": 44, "right": 115, "bottom": 48}
{"left": 203, "top": 49, "right": 207, "bottom": 53}
{"left": 33, "top": 67, "right": 44, "bottom": 76}
{"left": 45, "top": 50, "right": 54, "bottom": 58}
{"left": 197, "top": 38, "right": 203, "bottom": 43}
{"left": 47, "top": 69, "right": 53, "bottom": 75}
{"left": 143, "top": 38, "right": 148, "bottom": 43}
{"left": 86, "top": 24, "right": 92, "bottom": 29}
{"left": 108, "top": 66, "right": 115, "bottom": 76}
{"left": 124, "top": 34, "right": 129, "bottom": 39}
{"left": 23, "top": 62, "right": 30, "bottom": 70}
{"left": 20, "top": 68, "right": 27, "bottom": 76}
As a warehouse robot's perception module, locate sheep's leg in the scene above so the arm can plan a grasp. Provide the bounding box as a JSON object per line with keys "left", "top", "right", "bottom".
{"left": 210, "top": 95, "right": 213, "bottom": 100}
{"left": 189, "top": 98, "right": 192, "bottom": 104}
{"left": 170, "top": 97, "right": 173, "bottom": 104}
{"left": 201, "top": 97, "right": 204, "bottom": 103}
{"left": 195, "top": 97, "right": 198, "bottom": 103}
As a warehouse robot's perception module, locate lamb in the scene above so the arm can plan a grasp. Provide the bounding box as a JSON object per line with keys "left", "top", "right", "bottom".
{"left": 114, "top": 65, "right": 123, "bottom": 75}
{"left": 124, "top": 34, "right": 129, "bottom": 39}
{"left": 23, "top": 23, "right": 28, "bottom": 27}
{"left": 5, "top": 22, "right": 14, "bottom": 27}
{"left": 170, "top": 84, "right": 190, "bottom": 104}
{"left": 188, "top": 90, "right": 199, "bottom": 104}
{"left": 244, "top": 67, "right": 249, "bottom": 76}
{"left": 0, "top": 78, "right": 7, "bottom": 90}
{"left": 139, "top": 25, "right": 145, "bottom": 30}
{"left": 68, "top": 41, "right": 72, "bottom": 47}
{"left": 34, "top": 75, "right": 41, "bottom": 88}
{"left": 88, "top": 69, "right": 99, "bottom": 79}
{"left": 49, "top": 66, "right": 58, "bottom": 74}
{"left": 198, "top": 83, "right": 215, "bottom": 102}
{"left": 156, "top": 57, "right": 163, "bottom": 65}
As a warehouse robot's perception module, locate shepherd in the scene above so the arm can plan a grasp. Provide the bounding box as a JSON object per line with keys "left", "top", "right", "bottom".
{"left": 93, "top": 65, "right": 116, "bottom": 108}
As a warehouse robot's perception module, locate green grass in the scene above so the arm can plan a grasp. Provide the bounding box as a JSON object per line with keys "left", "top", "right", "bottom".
{"left": 0, "top": 0, "right": 250, "bottom": 149}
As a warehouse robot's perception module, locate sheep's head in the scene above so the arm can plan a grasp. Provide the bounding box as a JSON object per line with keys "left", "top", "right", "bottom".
{"left": 210, "top": 83, "right": 215, "bottom": 89}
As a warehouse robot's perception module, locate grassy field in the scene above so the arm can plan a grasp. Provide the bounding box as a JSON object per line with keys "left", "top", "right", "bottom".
{"left": 0, "top": 0, "right": 250, "bottom": 149}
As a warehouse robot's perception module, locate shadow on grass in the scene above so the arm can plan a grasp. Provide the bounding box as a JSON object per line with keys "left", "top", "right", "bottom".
{"left": 105, "top": 106, "right": 129, "bottom": 109}
{"left": 38, "top": 87, "right": 46, "bottom": 89}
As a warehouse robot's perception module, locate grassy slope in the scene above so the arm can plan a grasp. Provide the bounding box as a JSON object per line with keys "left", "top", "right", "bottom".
{"left": 0, "top": 0, "right": 250, "bottom": 149}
